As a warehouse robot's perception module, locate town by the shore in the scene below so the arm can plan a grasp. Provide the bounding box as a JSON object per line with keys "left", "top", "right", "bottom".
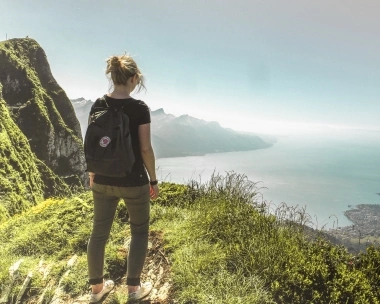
{"left": 328, "top": 203, "right": 380, "bottom": 253}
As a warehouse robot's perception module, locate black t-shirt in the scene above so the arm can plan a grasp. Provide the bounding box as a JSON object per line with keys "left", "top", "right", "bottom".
{"left": 90, "top": 95, "right": 151, "bottom": 187}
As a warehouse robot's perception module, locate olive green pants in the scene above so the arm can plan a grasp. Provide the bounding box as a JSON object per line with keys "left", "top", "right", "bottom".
{"left": 87, "top": 182, "right": 150, "bottom": 286}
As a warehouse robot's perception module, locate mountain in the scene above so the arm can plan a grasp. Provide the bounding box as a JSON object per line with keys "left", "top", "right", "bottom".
{"left": 70, "top": 97, "right": 94, "bottom": 138}
{"left": 0, "top": 38, "right": 86, "bottom": 220}
{"left": 71, "top": 101, "right": 272, "bottom": 158}
{"left": 150, "top": 108, "right": 272, "bottom": 158}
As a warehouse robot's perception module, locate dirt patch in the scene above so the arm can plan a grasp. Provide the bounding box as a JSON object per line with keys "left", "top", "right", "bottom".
{"left": 72, "top": 230, "right": 173, "bottom": 304}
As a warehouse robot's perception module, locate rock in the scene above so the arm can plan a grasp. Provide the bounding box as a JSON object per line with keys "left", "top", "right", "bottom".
{"left": 0, "top": 38, "right": 86, "bottom": 191}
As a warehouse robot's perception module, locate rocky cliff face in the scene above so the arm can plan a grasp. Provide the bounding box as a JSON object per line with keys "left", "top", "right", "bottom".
{"left": 0, "top": 82, "right": 71, "bottom": 221}
{"left": 0, "top": 38, "right": 86, "bottom": 196}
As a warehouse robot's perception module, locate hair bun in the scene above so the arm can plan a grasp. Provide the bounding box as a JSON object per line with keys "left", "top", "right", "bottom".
{"left": 110, "top": 56, "right": 120, "bottom": 68}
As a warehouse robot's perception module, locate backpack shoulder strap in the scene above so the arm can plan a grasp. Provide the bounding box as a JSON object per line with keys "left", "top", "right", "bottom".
{"left": 98, "top": 95, "right": 109, "bottom": 108}
{"left": 101, "top": 95, "right": 109, "bottom": 107}
{"left": 91, "top": 96, "right": 109, "bottom": 111}
{"left": 88, "top": 96, "right": 110, "bottom": 125}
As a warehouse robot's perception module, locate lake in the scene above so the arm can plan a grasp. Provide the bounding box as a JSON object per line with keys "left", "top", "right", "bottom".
{"left": 156, "top": 129, "right": 380, "bottom": 229}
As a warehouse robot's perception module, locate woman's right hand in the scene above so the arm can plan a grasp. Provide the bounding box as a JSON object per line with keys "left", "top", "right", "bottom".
{"left": 150, "top": 184, "right": 159, "bottom": 200}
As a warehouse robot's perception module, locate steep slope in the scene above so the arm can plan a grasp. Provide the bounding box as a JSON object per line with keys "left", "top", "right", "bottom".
{"left": 0, "top": 83, "right": 69, "bottom": 221}
{"left": 0, "top": 38, "right": 85, "bottom": 187}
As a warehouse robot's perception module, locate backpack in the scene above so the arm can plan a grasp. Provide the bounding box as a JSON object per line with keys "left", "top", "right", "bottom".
{"left": 84, "top": 97, "right": 135, "bottom": 177}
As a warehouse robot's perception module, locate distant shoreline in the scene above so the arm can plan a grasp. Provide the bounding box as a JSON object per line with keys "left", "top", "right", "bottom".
{"left": 155, "top": 144, "right": 274, "bottom": 160}
{"left": 328, "top": 203, "right": 380, "bottom": 252}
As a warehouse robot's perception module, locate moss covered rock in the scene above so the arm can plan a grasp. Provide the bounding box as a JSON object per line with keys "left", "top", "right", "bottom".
{"left": 0, "top": 83, "right": 41, "bottom": 219}
{"left": 0, "top": 38, "right": 86, "bottom": 190}
{"left": 0, "top": 38, "right": 86, "bottom": 220}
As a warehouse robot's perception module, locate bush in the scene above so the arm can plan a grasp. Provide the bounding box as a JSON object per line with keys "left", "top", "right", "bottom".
{"left": 154, "top": 172, "right": 379, "bottom": 303}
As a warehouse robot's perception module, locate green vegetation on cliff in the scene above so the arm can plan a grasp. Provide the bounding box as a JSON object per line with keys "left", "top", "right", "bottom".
{"left": 0, "top": 38, "right": 86, "bottom": 221}
{"left": 0, "top": 38, "right": 86, "bottom": 193}
{"left": 1, "top": 173, "right": 380, "bottom": 303}
{"left": 0, "top": 83, "right": 70, "bottom": 221}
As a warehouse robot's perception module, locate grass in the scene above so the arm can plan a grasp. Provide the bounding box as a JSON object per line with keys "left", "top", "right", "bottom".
{"left": 1, "top": 172, "right": 380, "bottom": 303}
{"left": 152, "top": 173, "right": 380, "bottom": 303}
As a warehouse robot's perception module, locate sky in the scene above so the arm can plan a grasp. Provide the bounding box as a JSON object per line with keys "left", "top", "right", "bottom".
{"left": 1, "top": 0, "right": 380, "bottom": 135}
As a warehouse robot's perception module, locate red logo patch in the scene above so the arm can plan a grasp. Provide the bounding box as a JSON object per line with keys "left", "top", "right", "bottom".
{"left": 99, "top": 136, "right": 111, "bottom": 147}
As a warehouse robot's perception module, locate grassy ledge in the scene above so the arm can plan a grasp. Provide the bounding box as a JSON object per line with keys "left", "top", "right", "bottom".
{"left": 1, "top": 172, "right": 380, "bottom": 303}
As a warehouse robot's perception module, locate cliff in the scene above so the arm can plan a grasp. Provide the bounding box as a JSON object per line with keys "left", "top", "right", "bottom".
{"left": 0, "top": 38, "right": 86, "bottom": 219}
{"left": 0, "top": 82, "right": 70, "bottom": 220}
{"left": 0, "top": 38, "right": 85, "bottom": 186}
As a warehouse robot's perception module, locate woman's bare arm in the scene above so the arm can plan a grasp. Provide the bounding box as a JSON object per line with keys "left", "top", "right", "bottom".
{"left": 138, "top": 123, "right": 159, "bottom": 199}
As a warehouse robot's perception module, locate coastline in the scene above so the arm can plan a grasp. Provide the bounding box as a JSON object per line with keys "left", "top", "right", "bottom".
{"left": 155, "top": 143, "right": 274, "bottom": 160}
{"left": 328, "top": 203, "right": 380, "bottom": 253}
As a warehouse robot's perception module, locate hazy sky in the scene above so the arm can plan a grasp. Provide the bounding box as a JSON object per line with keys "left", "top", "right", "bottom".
{"left": 1, "top": 0, "right": 379, "bottom": 134}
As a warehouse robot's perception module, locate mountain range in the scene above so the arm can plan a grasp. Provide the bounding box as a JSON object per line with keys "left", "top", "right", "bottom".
{"left": 71, "top": 100, "right": 273, "bottom": 158}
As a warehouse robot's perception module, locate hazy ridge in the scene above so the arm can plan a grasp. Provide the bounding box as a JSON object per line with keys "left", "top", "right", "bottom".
{"left": 71, "top": 100, "right": 273, "bottom": 158}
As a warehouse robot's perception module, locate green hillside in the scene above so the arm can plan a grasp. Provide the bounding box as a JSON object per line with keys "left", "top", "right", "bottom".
{"left": 1, "top": 173, "right": 380, "bottom": 303}
{"left": 0, "top": 38, "right": 85, "bottom": 184}
{"left": 0, "top": 38, "right": 86, "bottom": 221}
{"left": 0, "top": 82, "right": 69, "bottom": 221}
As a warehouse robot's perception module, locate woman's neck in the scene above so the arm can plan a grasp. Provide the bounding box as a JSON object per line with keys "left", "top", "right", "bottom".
{"left": 108, "top": 85, "right": 132, "bottom": 99}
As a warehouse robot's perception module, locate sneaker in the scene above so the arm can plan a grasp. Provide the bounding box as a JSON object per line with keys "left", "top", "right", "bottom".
{"left": 128, "top": 282, "right": 152, "bottom": 302}
{"left": 89, "top": 279, "right": 115, "bottom": 303}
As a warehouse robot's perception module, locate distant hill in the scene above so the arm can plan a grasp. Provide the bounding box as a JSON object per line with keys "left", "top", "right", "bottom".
{"left": 71, "top": 100, "right": 273, "bottom": 158}
{"left": 150, "top": 108, "right": 272, "bottom": 158}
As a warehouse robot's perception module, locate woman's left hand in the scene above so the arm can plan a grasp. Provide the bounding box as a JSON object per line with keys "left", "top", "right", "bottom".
{"left": 150, "top": 184, "right": 159, "bottom": 200}
{"left": 89, "top": 173, "right": 95, "bottom": 189}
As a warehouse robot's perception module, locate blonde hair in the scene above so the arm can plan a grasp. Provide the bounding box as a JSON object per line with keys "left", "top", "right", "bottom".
{"left": 105, "top": 54, "right": 146, "bottom": 93}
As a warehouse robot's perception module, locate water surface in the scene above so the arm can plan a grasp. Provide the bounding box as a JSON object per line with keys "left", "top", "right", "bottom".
{"left": 156, "top": 130, "right": 380, "bottom": 229}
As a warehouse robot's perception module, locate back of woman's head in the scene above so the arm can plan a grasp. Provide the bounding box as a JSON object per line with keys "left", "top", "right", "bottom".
{"left": 105, "top": 54, "right": 146, "bottom": 93}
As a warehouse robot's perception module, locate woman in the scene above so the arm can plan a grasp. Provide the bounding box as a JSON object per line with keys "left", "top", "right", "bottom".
{"left": 87, "top": 54, "right": 159, "bottom": 303}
